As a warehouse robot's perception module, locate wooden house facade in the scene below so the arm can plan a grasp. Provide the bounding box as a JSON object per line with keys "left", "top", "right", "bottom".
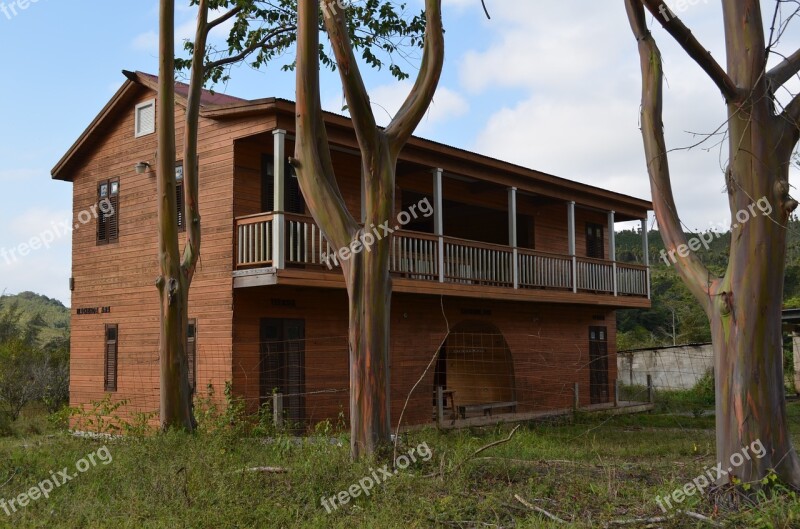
{"left": 52, "top": 72, "right": 652, "bottom": 430}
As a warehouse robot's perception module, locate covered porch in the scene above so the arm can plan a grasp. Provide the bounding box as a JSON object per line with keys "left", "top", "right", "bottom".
{"left": 232, "top": 129, "right": 651, "bottom": 302}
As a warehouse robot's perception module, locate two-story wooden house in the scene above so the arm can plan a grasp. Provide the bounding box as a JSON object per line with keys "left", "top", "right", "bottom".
{"left": 52, "top": 71, "right": 652, "bottom": 430}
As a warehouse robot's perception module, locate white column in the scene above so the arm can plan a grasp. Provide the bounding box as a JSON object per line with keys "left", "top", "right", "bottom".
{"left": 642, "top": 215, "right": 650, "bottom": 299}
{"left": 568, "top": 201, "right": 577, "bottom": 293}
{"left": 272, "top": 129, "right": 286, "bottom": 269}
{"left": 609, "top": 210, "right": 617, "bottom": 296}
{"left": 508, "top": 187, "right": 519, "bottom": 289}
{"left": 433, "top": 168, "right": 445, "bottom": 283}
{"left": 641, "top": 217, "right": 650, "bottom": 266}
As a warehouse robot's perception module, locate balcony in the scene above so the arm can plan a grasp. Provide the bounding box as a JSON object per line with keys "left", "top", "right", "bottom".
{"left": 234, "top": 212, "right": 649, "bottom": 302}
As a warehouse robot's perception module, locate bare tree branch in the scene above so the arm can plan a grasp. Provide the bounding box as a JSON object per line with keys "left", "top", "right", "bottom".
{"left": 625, "top": 0, "right": 714, "bottom": 315}
{"left": 769, "top": 48, "right": 800, "bottom": 89}
{"left": 385, "top": 0, "right": 445, "bottom": 156}
{"left": 181, "top": 0, "right": 210, "bottom": 280}
{"left": 207, "top": 26, "right": 296, "bottom": 69}
{"left": 640, "top": 0, "right": 741, "bottom": 103}
{"left": 207, "top": 5, "right": 241, "bottom": 31}
{"left": 784, "top": 92, "right": 800, "bottom": 141}
{"left": 321, "top": 0, "right": 380, "bottom": 157}
{"left": 480, "top": 0, "right": 490, "bottom": 19}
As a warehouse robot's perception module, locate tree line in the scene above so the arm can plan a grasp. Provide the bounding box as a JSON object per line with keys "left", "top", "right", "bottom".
{"left": 0, "top": 297, "right": 70, "bottom": 422}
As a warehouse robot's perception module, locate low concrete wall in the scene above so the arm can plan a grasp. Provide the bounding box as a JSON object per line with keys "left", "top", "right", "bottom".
{"left": 618, "top": 344, "right": 713, "bottom": 391}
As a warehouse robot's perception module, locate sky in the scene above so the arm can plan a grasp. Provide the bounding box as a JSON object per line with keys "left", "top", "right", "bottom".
{"left": 0, "top": 0, "right": 798, "bottom": 306}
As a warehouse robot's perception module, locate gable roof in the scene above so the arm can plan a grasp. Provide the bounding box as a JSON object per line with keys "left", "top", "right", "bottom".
{"left": 126, "top": 71, "right": 246, "bottom": 107}
{"left": 51, "top": 71, "right": 247, "bottom": 181}
{"left": 50, "top": 71, "right": 652, "bottom": 217}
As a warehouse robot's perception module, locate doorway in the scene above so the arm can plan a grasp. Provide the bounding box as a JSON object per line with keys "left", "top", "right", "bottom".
{"left": 434, "top": 321, "right": 516, "bottom": 417}
{"left": 589, "top": 326, "right": 609, "bottom": 404}
{"left": 260, "top": 318, "right": 306, "bottom": 426}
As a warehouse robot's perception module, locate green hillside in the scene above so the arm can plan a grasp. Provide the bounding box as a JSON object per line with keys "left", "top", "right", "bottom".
{"left": 0, "top": 291, "right": 70, "bottom": 347}
{"left": 616, "top": 216, "right": 800, "bottom": 350}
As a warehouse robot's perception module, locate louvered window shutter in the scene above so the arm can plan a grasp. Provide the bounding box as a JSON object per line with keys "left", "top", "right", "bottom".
{"left": 97, "top": 182, "right": 109, "bottom": 244}
{"left": 108, "top": 180, "right": 120, "bottom": 241}
{"left": 104, "top": 324, "right": 118, "bottom": 392}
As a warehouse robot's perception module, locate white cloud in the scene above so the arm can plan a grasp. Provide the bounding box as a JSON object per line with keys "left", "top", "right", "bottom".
{"left": 324, "top": 83, "right": 469, "bottom": 138}
{"left": 0, "top": 168, "right": 42, "bottom": 182}
{"left": 131, "top": 30, "right": 158, "bottom": 53}
{"left": 451, "top": 0, "right": 762, "bottom": 231}
{"left": 130, "top": 7, "right": 236, "bottom": 54}
{"left": 0, "top": 208, "right": 72, "bottom": 305}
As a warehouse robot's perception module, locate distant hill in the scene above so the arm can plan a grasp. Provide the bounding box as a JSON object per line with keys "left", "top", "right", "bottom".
{"left": 0, "top": 291, "right": 70, "bottom": 346}
{"left": 615, "top": 216, "right": 800, "bottom": 350}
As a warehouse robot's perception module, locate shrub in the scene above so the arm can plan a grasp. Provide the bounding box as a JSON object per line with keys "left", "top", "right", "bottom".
{"left": 0, "top": 410, "right": 12, "bottom": 437}
{"left": 0, "top": 340, "right": 39, "bottom": 420}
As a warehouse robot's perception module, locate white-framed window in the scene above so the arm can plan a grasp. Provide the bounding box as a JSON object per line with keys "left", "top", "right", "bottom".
{"left": 134, "top": 99, "right": 156, "bottom": 137}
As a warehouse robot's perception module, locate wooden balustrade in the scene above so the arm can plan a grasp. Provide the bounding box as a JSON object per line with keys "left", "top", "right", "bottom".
{"left": 391, "top": 231, "right": 439, "bottom": 281}
{"left": 517, "top": 249, "right": 573, "bottom": 290}
{"left": 616, "top": 263, "right": 648, "bottom": 296}
{"left": 284, "top": 213, "right": 333, "bottom": 267}
{"left": 234, "top": 213, "right": 649, "bottom": 298}
{"left": 444, "top": 238, "right": 514, "bottom": 287}
{"left": 575, "top": 257, "right": 614, "bottom": 293}
{"left": 236, "top": 214, "right": 274, "bottom": 267}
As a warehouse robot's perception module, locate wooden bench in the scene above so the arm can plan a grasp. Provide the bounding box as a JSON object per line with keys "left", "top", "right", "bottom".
{"left": 458, "top": 401, "right": 517, "bottom": 419}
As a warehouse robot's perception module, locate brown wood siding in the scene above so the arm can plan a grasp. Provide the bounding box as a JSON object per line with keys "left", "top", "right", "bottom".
{"left": 61, "top": 87, "right": 637, "bottom": 429}
{"left": 234, "top": 133, "right": 362, "bottom": 221}
{"left": 66, "top": 87, "right": 238, "bottom": 420}
{"left": 233, "top": 285, "right": 617, "bottom": 428}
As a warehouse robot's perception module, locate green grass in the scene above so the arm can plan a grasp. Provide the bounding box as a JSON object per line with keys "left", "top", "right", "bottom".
{"left": 0, "top": 404, "right": 799, "bottom": 528}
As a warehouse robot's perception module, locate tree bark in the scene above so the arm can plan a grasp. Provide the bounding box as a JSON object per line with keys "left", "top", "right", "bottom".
{"left": 157, "top": 0, "right": 194, "bottom": 430}
{"left": 294, "top": 0, "right": 443, "bottom": 458}
{"left": 625, "top": 0, "right": 800, "bottom": 490}
{"left": 343, "top": 150, "right": 395, "bottom": 457}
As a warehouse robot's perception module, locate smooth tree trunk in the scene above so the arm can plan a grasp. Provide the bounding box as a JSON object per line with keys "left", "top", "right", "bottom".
{"left": 626, "top": 0, "right": 800, "bottom": 490}
{"left": 345, "top": 160, "right": 395, "bottom": 455}
{"left": 157, "top": 0, "right": 194, "bottom": 430}
{"left": 157, "top": 0, "right": 216, "bottom": 431}
{"left": 294, "top": 0, "right": 443, "bottom": 458}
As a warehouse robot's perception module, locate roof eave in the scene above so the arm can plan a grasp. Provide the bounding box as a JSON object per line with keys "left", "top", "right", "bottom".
{"left": 51, "top": 78, "right": 140, "bottom": 182}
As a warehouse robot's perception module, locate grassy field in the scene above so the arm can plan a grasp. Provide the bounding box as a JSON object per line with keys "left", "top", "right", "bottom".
{"left": 0, "top": 402, "right": 798, "bottom": 528}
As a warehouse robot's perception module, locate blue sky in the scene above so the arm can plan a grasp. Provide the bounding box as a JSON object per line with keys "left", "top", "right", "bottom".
{"left": 0, "top": 0, "right": 797, "bottom": 305}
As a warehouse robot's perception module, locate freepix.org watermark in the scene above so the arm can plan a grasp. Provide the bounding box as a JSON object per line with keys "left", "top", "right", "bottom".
{"left": 655, "top": 439, "right": 766, "bottom": 513}
{"left": 0, "top": 0, "right": 42, "bottom": 21}
{"left": 321, "top": 0, "right": 351, "bottom": 19}
{"left": 657, "top": 0, "right": 709, "bottom": 21}
{"left": 1, "top": 445, "right": 113, "bottom": 516}
{"left": 321, "top": 197, "right": 434, "bottom": 270}
{"left": 658, "top": 196, "right": 772, "bottom": 266}
{"left": 0, "top": 199, "right": 114, "bottom": 266}
{"left": 321, "top": 442, "right": 433, "bottom": 513}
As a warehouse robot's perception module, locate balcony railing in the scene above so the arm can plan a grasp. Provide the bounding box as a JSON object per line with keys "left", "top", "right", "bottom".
{"left": 235, "top": 213, "right": 649, "bottom": 297}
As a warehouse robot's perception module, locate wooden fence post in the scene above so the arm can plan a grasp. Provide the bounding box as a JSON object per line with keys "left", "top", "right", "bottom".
{"left": 573, "top": 383, "right": 579, "bottom": 411}
{"left": 273, "top": 392, "right": 284, "bottom": 428}
{"left": 436, "top": 386, "right": 444, "bottom": 428}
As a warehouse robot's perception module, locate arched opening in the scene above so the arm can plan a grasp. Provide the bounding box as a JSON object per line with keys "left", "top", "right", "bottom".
{"left": 433, "top": 321, "right": 516, "bottom": 420}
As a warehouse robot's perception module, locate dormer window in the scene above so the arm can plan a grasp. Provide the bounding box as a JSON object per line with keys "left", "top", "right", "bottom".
{"left": 134, "top": 99, "right": 155, "bottom": 137}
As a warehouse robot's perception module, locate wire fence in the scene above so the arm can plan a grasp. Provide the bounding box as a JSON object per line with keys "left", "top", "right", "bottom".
{"left": 64, "top": 333, "right": 749, "bottom": 435}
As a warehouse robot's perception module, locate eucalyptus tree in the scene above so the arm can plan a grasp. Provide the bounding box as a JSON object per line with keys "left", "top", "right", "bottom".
{"left": 293, "top": 0, "right": 444, "bottom": 457}
{"left": 624, "top": 0, "right": 800, "bottom": 489}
